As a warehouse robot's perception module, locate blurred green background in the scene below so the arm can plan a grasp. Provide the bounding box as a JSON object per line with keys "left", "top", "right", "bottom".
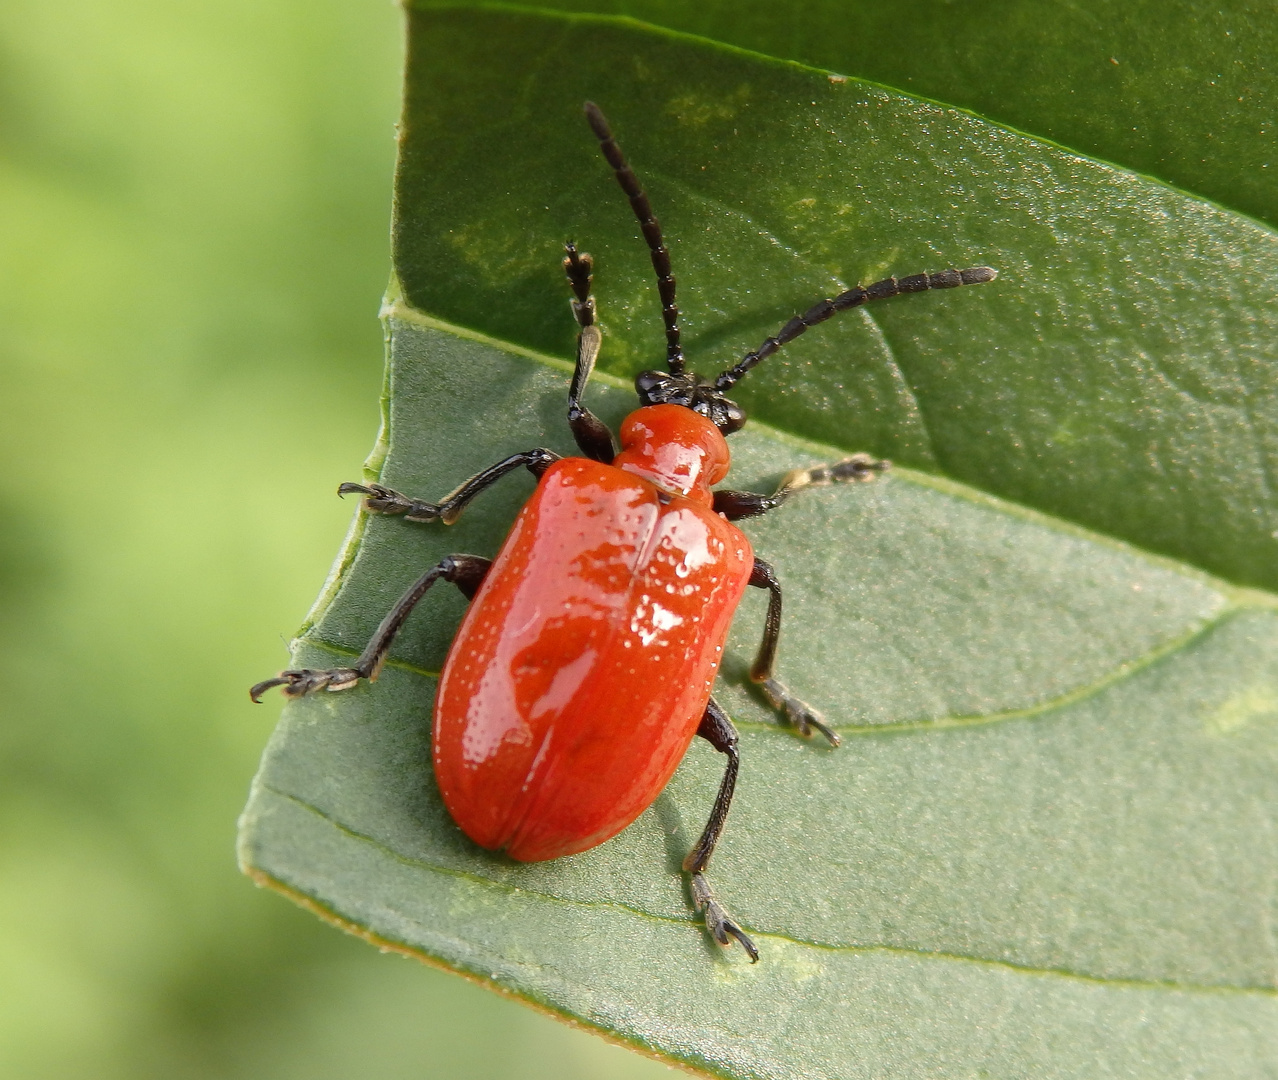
{"left": 0, "top": 1, "right": 667, "bottom": 1076}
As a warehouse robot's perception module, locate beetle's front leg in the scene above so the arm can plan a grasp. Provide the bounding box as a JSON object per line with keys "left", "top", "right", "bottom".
{"left": 250, "top": 554, "right": 491, "bottom": 701}
{"left": 562, "top": 242, "right": 616, "bottom": 463}
{"left": 712, "top": 453, "right": 889, "bottom": 522}
{"left": 685, "top": 696, "right": 758, "bottom": 962}
{"left": 339, "top": 447, "right": 560, "bottom": 526}
{"left": 747, "top": 557, "right": 840, "bottom": 747}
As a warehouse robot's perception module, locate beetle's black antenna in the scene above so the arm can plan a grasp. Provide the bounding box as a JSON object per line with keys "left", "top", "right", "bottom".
{"left": 584, "top": 101, "right": 685, "bottom": 376}
{"left": 714, "top": 266, "right": 998, "bottom": 391}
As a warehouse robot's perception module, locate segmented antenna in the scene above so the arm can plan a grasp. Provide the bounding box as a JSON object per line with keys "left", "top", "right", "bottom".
{"left": 584, "top": 102, "right": 685, "bottom": 375}
{"left": 715, "top": 267, "right": 998, "bottom": 391}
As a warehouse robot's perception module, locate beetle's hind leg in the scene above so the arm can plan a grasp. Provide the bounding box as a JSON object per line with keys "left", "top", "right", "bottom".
{"left": 250, "top": 554, "right": 491, "bottom": 701}
{"left": 747, "top": 558, "right": 840, "bottom": 747}
{"left": 685, "top": 697, "right": 758, "bottom": 962}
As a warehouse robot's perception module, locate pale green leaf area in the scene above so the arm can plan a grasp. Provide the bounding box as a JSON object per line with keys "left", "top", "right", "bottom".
{"left": 238, "top": 5, "right": 1278, "bottom": 1079}
{"left": 241, "top": 311, "right": 1278, "bottom": 1079}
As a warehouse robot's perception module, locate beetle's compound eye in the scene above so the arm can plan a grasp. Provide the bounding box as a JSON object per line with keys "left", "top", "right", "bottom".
{"left": 712, "top": 398, "right": 746, "bottom": 434}
{"left": 690, "top": 391, "right": 746, "bottom": 435}
{"left": 635, "top": 369, "right": 678, "bottom": 405}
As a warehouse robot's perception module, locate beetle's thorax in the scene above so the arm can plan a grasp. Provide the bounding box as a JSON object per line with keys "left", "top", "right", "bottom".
{"left": 612, "top": 404, "right": 730, "bottom": 505}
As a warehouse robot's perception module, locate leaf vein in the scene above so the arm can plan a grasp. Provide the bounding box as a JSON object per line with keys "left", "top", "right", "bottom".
{"left": 255, "top": 782, "right": 1278, "bottom": 997}
{"left": 299, "top": 603, "right": 1260, "bottom": 736}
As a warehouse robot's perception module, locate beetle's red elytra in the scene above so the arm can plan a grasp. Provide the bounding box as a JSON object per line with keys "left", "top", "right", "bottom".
{"left": 435, "top": 406, "right": 749, "bottom": 863}
{"left": 253, "top": 102, "right": 997, "bottom": 961}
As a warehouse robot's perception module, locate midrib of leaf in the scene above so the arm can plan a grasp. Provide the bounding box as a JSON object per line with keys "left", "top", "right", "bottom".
{"left": 295, "top": 607, "right": 1252, "bottom": 737}
{"left": 393, "top": 3, "right": 1278, "bottom": 595}
{"left": 379, "top": 298, "right": 1278, "bottom": 601}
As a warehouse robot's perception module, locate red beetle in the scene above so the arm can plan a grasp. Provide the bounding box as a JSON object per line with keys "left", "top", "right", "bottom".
{"left": 253, "top": 103, "right": 995, "bottom": 960}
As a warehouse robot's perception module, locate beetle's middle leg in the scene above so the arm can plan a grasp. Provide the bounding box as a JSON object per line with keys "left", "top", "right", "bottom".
{"left": 684, "top": 695, "right": 758, "bottom": 962}
{"left": 747, "top": 557, "right": 840, "bottom": 746}
{"left": 249, "top": 554, "right": 491, "bottom": 701}
{"left": 340, "top": 448, "right": 560, "bottom": 526}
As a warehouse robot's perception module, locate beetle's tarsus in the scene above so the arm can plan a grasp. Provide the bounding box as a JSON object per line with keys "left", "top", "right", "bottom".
{"left": 761, "top": 677, "right": 841, "bottom": 747}
{"left": 714, "top": 454, "right": 890, "bottom": 521}
{"left": 249, "top": 666, "right": 363, "bottom": 702}
{"left": 339, "top": 482, "right": 443, "bottom": 523}
{"left": 778, "top": 453, "right": 890, "bottom": 497}
{"left": 721, "top": 919, "right": 760, "bottom": 963}
{"left": 690, "top": 871, "right": 758, "bottom": 962}
{"left": 830, "top": 453, "right": 891, "bottom": 482}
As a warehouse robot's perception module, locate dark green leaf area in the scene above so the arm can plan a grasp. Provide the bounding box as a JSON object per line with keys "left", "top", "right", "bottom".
{"left": 395, "top": 6, "right": 1278, "bottom": 591}
{"left": 488, "top": 0, "right": 1278, "bottom": 230}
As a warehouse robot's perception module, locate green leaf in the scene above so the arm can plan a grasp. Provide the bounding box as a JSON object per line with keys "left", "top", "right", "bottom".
{"left": 241, "top": 7, "right": 1278, "bottom": 1078}
{"left": 394, "top": 5, "right": 1278, "bottom": 593}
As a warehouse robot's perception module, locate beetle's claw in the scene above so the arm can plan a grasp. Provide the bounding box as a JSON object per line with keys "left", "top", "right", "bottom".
{"left": 249, "top": 667, "right": 362, "bottom": 702}
{"left": 249, "top": 675, "right": 290, "bottom": 702}
{"left": 793, "top": 706, "right": 840, "bottom": 747}
{"left": 338, "top": 482, "right": 443, "bottom": 522}
{"left": 715, "top": 914, "right": 760, "bottom": 962}
{"left": 760, "top": 678, "right": 840, "bottom": 747}
{"left": 690, "top": 872, "right": 759, "bottom": 962}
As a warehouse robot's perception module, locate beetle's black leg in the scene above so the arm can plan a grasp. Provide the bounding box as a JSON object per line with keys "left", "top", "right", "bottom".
{"left": 563, "top": 239, "right": 596, "bottom": 328}
{"left": 584, "top": 102, "right": 685, "bottom": 376}
{"left": 748, "top": 558, "right": 840, "bottom": 746}
{"left": 563, "top": 242, "right": 615, "bottom": 462}
{"left": 339, "top": 448, "right": 560, "bottom": 526}
{"left": 714, "top": 266, "right": 997, "bottom": 392}
{"left": 713, "top": 453, "right": 890, "bottom": 522}
{"left": 249, "top": 554, "right": 491, "bottom": 701}
{"left": 684, "top": 696, "right": 758, "bottom": 962}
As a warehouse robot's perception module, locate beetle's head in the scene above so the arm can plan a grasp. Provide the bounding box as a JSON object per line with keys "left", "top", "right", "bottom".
{"left": 634, "top": 369, "right": 746, "bottom": 435}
